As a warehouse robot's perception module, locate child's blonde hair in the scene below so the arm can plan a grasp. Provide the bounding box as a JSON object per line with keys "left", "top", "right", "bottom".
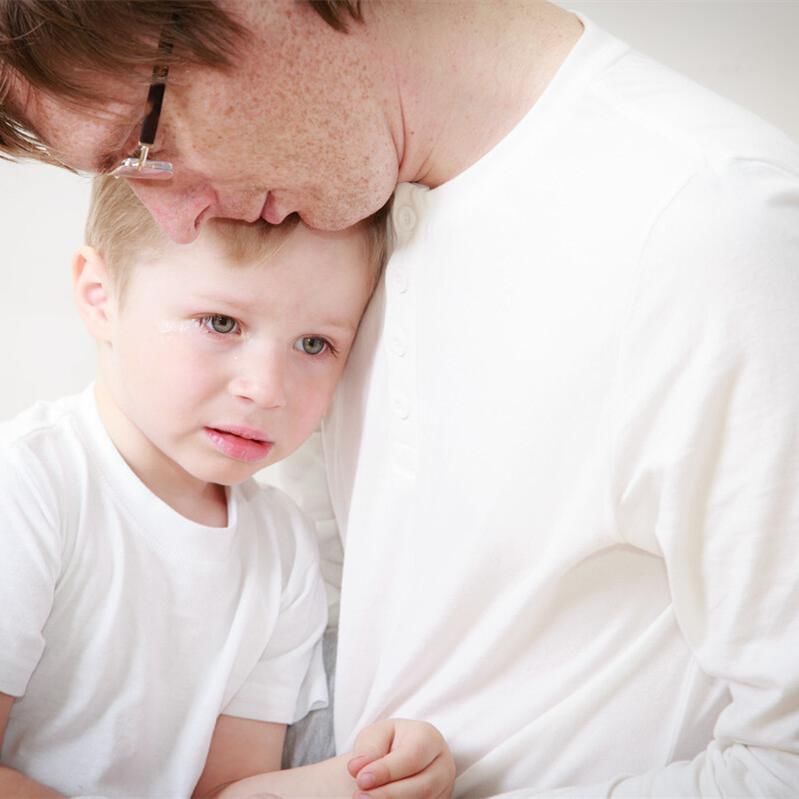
{"left": 85, "top": 176, "right": 391, "bottom": 299}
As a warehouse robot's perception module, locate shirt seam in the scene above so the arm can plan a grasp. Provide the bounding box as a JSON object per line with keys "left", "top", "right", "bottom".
{"left": 606, "top": 166, "right": 707, "bottom": 547}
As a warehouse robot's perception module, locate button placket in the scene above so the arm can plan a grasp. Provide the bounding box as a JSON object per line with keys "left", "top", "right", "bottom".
{"left": 384, "top": 184, "right": 427, "bottom": 473}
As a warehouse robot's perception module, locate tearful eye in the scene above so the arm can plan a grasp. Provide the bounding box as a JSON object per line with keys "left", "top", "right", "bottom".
{"left": 204, "top": 314, "right": 238, "bottom": 334}
{"left": 296, "top": 336, "right": 327, "bottom": 355}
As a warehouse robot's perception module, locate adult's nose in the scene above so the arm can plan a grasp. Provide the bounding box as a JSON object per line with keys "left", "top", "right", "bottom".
{"left": 127, "top": 179, "right": 217, "bottom": 244}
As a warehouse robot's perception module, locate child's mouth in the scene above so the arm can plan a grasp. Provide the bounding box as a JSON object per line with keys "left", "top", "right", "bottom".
{"left": 203, "top": 426, "right": 273, "bottom": 463}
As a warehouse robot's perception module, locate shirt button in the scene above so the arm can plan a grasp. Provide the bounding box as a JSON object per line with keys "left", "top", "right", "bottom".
{"left": 389, "top": 335, "right": 406, "bottom": 357}
{"left": 396, "top": 205, "right": 417, "bottom": 233}
{"left": 390, "top": 266, "right": 409, "bottom": 294}
{"left": 392, "top": 396, "right": 410, "bottom": 420}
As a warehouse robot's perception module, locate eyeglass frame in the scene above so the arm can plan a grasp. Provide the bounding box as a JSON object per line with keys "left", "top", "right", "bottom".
{"left": 110, "top": 28, "right": 175, "bottom": 181}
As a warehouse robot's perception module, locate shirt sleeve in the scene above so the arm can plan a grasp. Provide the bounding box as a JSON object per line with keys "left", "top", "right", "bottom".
{"left": 223, "top": 498, "right": 329, "bottom": 725}
{"left": 0, "top": 444, "right": 62, "bottom": 697}
{"left": 481, "top": 160, "right": 799, "bottom": 797}
{"left": 501, "top": 160, "right": 799, "bottom": 798}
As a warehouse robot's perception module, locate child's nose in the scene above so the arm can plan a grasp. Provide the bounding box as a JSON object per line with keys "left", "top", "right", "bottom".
{"left": 228, "top": 350, "right": 287, "bottom": 410}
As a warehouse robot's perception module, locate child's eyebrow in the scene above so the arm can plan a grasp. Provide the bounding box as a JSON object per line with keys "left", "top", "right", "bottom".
{"left": 188, "top": 291, "right": 259, "bottom": 311}
{"left": 188, "top": 293, "right": 360, "bottom": 333}
{"left": 316, "top": 318, "right": 360, "bottom": 334}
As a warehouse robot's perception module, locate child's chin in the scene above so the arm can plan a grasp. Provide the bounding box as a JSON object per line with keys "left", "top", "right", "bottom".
{"left": 215, "top": 468, "right": 260, "bottom": 487}
{"left": 190, "top": 460, "right": 262, "bottom": 487}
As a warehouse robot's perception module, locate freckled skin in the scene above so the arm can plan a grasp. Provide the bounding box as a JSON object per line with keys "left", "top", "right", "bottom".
{"left": 132, "top": 1, "right": 400, "bottom": 239}
{"left": 18, "top": 1, "right": 581, "bottom": 244}
{"left": 21, "top": 1, "right": 399, "bottom": 242}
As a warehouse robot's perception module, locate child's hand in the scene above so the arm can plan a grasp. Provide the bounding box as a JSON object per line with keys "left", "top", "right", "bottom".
{"left": 346, "top": 718, "right": 455, "bottom": 798}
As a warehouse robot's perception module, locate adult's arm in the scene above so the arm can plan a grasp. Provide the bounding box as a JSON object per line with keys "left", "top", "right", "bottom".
{"left": 492, "top": 159, "right": 799, "bottom": 797}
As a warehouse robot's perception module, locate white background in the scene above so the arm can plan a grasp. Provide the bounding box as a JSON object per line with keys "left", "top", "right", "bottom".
{"left": 1, "top": 1, "right": 798, "bottom": 420}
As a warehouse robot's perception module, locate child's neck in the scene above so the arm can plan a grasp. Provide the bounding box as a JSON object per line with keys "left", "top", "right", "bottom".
{"left": 93, "top": 382, "right": 229, "bottom": 528}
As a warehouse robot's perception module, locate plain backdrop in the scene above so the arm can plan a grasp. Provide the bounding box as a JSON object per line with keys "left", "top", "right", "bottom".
{"left": 1, "top": 0, "right": 798, "bottom": 420}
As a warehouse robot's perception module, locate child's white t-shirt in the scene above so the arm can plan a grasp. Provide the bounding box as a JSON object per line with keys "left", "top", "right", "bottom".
{"left": 0, "top": 386, "right": 328, "bottom": 798}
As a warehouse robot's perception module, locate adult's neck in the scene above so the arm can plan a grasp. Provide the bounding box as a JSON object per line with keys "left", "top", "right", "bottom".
{"left": 375, "top": 1, "right": 583, "bottom": 189}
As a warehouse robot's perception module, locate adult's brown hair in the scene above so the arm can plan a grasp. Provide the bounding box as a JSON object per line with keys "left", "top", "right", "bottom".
{"left": 0, "top": 0, "right": 362, "bottom": 164}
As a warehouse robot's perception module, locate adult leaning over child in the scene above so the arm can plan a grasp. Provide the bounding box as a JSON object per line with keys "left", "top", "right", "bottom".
{"left": 1, "top": 1, "right": 799, "bottom": 796}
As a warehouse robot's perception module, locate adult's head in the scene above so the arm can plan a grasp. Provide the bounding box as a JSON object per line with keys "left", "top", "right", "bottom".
{"left": 1, "top": 1, "right": 579, "bottom": 242}
{"left": 0, "top": 0, "right": 402, "bottom": 241}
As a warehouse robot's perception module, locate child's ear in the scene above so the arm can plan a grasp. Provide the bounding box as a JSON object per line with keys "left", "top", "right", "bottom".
{"left": 72, "top": 245, "right": 116, "bottom": 341}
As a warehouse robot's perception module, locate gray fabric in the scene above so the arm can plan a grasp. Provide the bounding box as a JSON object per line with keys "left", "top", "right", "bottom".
{"left": 282, "top": 627, "right": 337, "bottom": 768}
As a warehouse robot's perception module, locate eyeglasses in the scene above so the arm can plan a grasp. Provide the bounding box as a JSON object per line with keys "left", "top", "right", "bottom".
{"left": 110, "top": 29, "right": 174, "bottom": 181}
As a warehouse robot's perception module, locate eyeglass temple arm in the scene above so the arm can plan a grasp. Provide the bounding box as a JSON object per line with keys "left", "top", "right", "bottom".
{"left": 139, "top": 17, "right": 175, "bottom": 148}
{"left": 139, "top": 65, "right": 169, "bottom": 147}
{"left": 139, "top": 79, "right": 167, "bottom": 147}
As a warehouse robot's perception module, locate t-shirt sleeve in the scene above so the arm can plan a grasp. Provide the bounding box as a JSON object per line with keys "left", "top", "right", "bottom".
{"left": 223, "top": 495, "right": 328, "bottom": 725}
{"left": 0, "top": 444, "right": 62, "bottom": 697}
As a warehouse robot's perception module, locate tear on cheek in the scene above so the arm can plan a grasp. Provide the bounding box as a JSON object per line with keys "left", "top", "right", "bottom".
{"left": 158, "top": 320, "right": 196, "bottom": 335}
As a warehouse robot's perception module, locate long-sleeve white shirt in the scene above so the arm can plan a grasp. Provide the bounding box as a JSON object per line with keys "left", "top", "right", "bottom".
{"left": 269, "top": 18, "right": 799, "bottom": 798}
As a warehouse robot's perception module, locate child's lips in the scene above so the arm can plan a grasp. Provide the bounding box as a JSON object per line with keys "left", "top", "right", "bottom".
{"left": 204, "top": 426, "right": 273, "bottom": 463}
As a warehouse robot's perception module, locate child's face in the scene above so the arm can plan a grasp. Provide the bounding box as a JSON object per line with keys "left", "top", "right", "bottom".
{"left": 100, "top": 223, "right": 373, "bottom": 489}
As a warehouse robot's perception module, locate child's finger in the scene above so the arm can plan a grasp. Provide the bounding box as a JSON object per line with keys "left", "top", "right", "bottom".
{"left": 347, "top": 719, "right": 397, "bottom": 778}
{"left": 352, "top": 753, "right": 454, "bottom": 799}
{"left": 347, "top": 753, "right": 374, "bottom": 777}
{"left": 354, "top": 742, "right": 437, "bottom": 791}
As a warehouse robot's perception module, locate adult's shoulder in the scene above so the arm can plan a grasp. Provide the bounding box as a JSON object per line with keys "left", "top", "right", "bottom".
{"left": 631, "top": 153, "right": 799, "bottom": 325}
{"left": 588, "top": 38, "right": 799, "bottom": 177}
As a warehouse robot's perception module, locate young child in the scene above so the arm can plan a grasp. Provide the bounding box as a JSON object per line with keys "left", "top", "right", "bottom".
{"left": 0, "top": 177, "right": 455, "bottom": 799}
